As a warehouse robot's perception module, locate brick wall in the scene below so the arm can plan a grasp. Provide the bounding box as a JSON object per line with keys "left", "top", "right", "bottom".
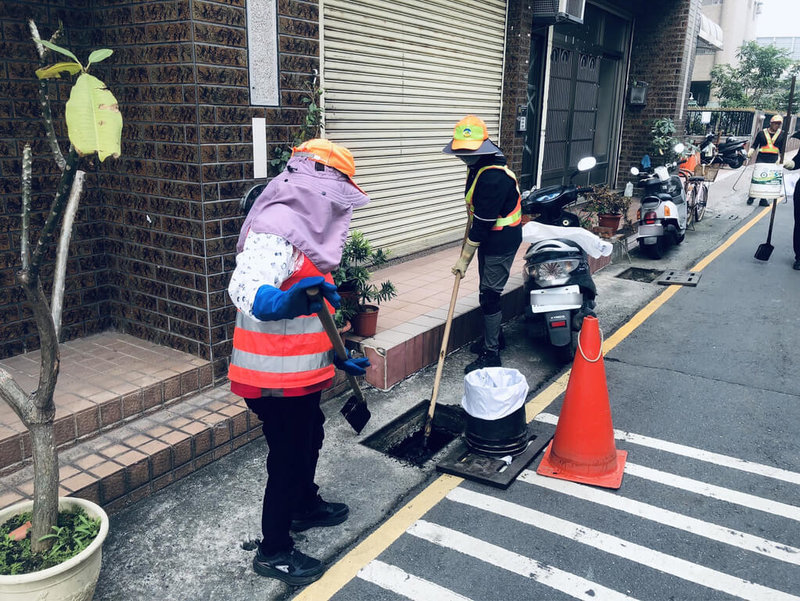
{"left": 618, "top": 0, "right": 702, "bottom": 182}
{"left": 0, "top": 0, "right": 319, "bottom": 380}
{"left": 0, "top": 1, "right": 107, "bottom": 359}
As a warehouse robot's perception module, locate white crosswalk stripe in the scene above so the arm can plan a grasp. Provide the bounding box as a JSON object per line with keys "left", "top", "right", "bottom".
{"left": 406, "top": 520, "right": 640, "bottom": 601}
{"left": 518, "top": 468, "right": 800, "bottom": 565}
{"left": 445, "top": 486, "right": 800, "bottom": 601}
{"left": 358, "top": 560, "right": 475, "bottom": 601}
{"left": 534, "top": 412, "right": 800, "bottom": 485}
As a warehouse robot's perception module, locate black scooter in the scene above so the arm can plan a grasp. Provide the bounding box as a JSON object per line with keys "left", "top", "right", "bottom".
{"left": 520, "top": 157, "right": 599, "bottom": 362}
{"left": 699, "top": 132, "right": 748, "bottom": 169}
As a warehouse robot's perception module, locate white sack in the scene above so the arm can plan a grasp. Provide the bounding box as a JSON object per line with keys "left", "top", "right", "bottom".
{"left": 462, "top": 367, "right": 529, "bottom": 420}
{"left": 785, "top": 171, "right": 798, "bottom": 198}
{"left": 522, "top": 221, "right": 613, "bottom": 258}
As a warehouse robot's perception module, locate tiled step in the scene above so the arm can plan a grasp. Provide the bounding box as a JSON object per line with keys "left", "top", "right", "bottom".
{"left": 0, "top": 333, "right": 214, "bottom": 477}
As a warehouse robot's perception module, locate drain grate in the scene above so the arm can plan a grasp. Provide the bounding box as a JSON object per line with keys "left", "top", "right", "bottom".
{"left": 657, "top": 270, "right": 701, "bottom": 286}
{"left": 616, "top": 267, "right": 664, "bottom": 283}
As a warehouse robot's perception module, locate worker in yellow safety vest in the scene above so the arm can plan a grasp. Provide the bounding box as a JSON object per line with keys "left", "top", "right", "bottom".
{"left": 444, "top": 115, "right": 522, "bottom": 373}
{"left": 747, "top": 114, "right": 788, "bottom": 206}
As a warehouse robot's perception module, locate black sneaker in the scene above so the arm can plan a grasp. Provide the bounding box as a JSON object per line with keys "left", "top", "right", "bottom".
{"left": 253, "top": 548, "right": 324, "bottom": 585}
{"left": 793, "top": 259, "right": 800, "bottom": 271}
{"left": 759, "top": 199, "right": 770, "bottom": 207}
{"left": 747, "top": 197, "right": 755, "bottom": 205}
{"left": 291, "top": 498, "right": 349, "bottom": 532}
{"left": 468, "top": 330, "right": 506, "bottom": 354}
{"left": 464, "top": 350, "right": 501, "bottom": 374}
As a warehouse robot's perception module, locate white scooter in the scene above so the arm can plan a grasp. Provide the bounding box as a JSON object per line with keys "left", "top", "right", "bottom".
{"left": 633, "top": 143, "right": 688, "bottom": 259}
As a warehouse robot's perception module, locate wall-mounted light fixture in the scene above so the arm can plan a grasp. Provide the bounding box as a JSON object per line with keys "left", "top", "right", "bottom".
{"left": 629, "top": 81, "right": 648, "bottom": 106}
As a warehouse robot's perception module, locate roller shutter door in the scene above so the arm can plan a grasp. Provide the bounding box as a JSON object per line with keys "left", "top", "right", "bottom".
{"left": 322, "top": 0, "right": 507, "bottom": 256}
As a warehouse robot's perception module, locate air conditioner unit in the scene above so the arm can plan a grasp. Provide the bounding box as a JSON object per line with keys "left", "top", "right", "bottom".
{"left": 532, "top": 0, "right": 586, "bottom": 25}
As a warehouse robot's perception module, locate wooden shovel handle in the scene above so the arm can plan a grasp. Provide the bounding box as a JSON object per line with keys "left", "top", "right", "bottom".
{"left": 306, "top": 287, "right": 364, "bottom": 403}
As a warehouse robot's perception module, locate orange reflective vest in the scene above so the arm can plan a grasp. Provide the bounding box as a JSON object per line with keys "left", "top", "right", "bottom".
{"left": 760, "top": 128, "right": 782, "bottom": 155}
{"left": 464, "top": 165, "right": 522, "bottom": 230}
{"left": 228, "top": 256, "right": 335, "bottom": 392}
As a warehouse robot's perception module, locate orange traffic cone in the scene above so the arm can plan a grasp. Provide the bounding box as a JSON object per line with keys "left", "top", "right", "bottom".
{"left": 536, "top": 316, "right": 627, "bottom": 489}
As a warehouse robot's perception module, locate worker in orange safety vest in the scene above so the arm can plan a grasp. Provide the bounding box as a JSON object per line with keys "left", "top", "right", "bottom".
{"left": 228, "top": 139, "right": 370, "bottom": 586}
{"left": 444, "top": 115, "right": 522, "bottom": 373}
{"left": 747, "top": 114, "right": 788, "bottom": 206}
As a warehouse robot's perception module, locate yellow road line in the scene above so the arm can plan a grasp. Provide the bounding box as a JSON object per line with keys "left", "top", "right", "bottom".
{"left": 298, "top": 208, "right": 769, "bottom": 600}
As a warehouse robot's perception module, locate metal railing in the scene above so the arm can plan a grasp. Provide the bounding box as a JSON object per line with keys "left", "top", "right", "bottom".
{"left": 685, "top": 108, "right": 757, "bottom": 138}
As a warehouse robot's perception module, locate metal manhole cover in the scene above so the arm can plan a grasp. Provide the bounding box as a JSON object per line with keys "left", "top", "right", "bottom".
{"left": 616, "top": 267, "right": 664, "bottom": 283}
{"left": 657, "top": 270, "right": 701, "bottom": 286}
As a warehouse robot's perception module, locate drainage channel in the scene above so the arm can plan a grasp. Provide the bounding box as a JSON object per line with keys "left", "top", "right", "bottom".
{"left": 361, "top": 400, "right": 466, "bottom": 466}
{"left": 616, "top": 267, "right": 664, "bottom": 283}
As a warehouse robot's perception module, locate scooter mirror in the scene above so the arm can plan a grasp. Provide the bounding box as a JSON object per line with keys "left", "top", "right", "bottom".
{"left": 630, "top": 167, "right": 640, "bottom": 176}
{"left": 577, "top": 157, "right": 597, "bottom": 171}
{"left": 673, "top": 142, "right": 685, "bottom": 154}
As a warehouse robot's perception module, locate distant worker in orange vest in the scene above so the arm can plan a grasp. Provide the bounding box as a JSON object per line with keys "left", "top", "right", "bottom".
{"left": 444, "top": 115, "right": 523, "bottom": 373}
{"left": 747, "top": 114, "right": 788, "bottom": 206}
{"left": 228, "top": 139, "right": 370, "bottom": 586}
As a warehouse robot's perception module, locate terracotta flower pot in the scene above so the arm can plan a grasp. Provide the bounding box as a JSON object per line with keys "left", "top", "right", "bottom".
{"left": 598, "top": 213, "right": 622, "bottom": 231}
{"left": 352, "top": 305, "right": 379, "bottom": 337}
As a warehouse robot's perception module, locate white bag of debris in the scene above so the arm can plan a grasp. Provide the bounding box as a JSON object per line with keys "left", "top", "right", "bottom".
{"left": 462, "top": 367, "right": 529, "bottom": 420}
{"left": 522, "top": 221, "right": 613, "bottom": 258}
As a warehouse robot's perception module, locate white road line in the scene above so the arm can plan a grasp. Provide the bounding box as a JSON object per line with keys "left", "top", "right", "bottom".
{"left": 408, "top": 520, "right": 639, "bottom": 601}
{"left": 447, "top": 487, "right": 800, "bottom": 601}
{"left": 535, "top": 412, "right": 800, "bottom": 486}
{"left": 358, "top": 560, "right": 474, "bottom": 601}
{"left": 518, "top": 469, "right": 800, "bottom": 566}
{"left": 625, "top": 462, "right": 800, "bottom": 521}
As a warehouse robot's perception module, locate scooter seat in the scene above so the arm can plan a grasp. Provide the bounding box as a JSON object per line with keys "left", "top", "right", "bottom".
{"left": 688, "top": 176, "right": 705, "bottom": 182}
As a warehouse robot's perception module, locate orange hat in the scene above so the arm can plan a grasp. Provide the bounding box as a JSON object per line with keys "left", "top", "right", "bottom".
{"left": 442, "top": 115, "right": 500, "bottom": 155}
{"left": 770, "top": 114, "right": 783, "bottom": 124}
{"left": 291, "top": 138, "right": 365, "bottom": 192}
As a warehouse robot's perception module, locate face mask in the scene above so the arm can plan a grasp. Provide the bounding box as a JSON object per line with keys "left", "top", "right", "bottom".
{"left": 458, "top": 154, "right": 481, "bottom": 166}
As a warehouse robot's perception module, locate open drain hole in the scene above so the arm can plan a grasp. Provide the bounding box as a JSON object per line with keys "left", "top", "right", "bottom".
{"left": 616, "top": 267, "right": 664, "bottom": 283}
{"left": 361, "top": 400, "right": 465, "bottom": 466}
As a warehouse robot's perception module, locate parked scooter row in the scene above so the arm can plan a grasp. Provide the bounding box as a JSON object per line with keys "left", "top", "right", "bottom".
{"left": 519, "top": 157, "right": 612, "bottom": 361}
{"left": 699, "top": 131, "right": 748, "bottom": 169}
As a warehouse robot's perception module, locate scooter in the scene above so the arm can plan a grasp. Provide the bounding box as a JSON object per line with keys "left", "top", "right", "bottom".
{"left": 633, "top": 144, "right": 688, "bottom": 259}
{"left": 699, "top": 132, "right": 748, "bottom": 169}
{"left": 520, "top": 156, "right": 601, "bottom": 362}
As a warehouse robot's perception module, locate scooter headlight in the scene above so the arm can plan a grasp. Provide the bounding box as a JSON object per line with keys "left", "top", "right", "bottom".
{"left": 528, "top": 259, "right": 580, "bottom": 285}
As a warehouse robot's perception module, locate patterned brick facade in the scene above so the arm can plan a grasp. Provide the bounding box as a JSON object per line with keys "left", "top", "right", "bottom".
{"left": 1, "top": 0, "right": 699, "bottom": 380}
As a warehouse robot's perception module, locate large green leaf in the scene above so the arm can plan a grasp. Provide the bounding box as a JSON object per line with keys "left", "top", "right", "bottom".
{"left": 35, "top": 62, "right": 83, "bottom": 79}
{"left": 39, "top": 39, "right": 81, "bottom": 64}
{"left": 65, "top": 73, "right": 122, "bottom": 161}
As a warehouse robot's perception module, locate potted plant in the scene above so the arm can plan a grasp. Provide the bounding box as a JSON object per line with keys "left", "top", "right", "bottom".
{"left": 0, "top": 24, "right": 117, "bottom": 600}
{"left": 332, "top": 231, "right": 397, "bottom": 337}
{"left": 584, "top": 186, "right": 632, "bottom": 232}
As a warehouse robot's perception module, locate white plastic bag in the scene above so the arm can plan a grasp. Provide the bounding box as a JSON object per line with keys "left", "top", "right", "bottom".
{"left": 522, "top": 221, "right": 613, "bottom": 259}
{"left": 462, "top": 367, "right": 529, "bottom": 420}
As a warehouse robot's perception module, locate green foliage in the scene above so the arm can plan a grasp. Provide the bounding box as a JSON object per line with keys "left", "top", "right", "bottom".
{"left": 0, "top": 507, "right": 100, "bottom": 575}
{"left": 270, "top": 81, "right": 324, "bottom": 174}
{"left": 584, "top": 185, "right": 631, "bottom": 216}
{"left": 649, "top": 118, "right": 682, "bottom": 162}
{"left": 333, "top": 230, "right": 397, "bottom": 309}
{"left": 710, "top": 41, "right": 799, "bottom": 111}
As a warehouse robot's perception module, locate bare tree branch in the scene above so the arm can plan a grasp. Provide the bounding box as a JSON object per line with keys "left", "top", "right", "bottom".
{"left": 21, "top": 144, "right": 32, "bottom": 271}
{"left": 0, "top": 367, "right": 32, "bottom": 422}
{"left": 28, "top": 20, "right": 66, "bottom": 171}
{"left": 52, "top": 170, "right": 84, "bottom": 337}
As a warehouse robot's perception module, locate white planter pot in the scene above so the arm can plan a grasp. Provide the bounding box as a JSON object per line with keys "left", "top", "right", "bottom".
{"left": 0, "top": 497, "right": 109, "bottom": 601}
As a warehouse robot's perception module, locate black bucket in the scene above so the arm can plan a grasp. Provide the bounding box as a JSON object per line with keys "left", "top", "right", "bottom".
{"left": 464, "top": 405, "right": 528, "bottom": 457}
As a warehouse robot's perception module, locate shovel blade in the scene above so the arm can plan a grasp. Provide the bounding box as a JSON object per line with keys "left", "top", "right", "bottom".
{"left": 754, "top": 243, "right": 774, "bottom": 261}
{"left": 341, "top": 395, "right": 370, "bottom": 434}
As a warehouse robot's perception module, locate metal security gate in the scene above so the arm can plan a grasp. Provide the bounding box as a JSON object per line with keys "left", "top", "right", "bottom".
{"left": 322, "top": 0, "right": 507, "bottom": 256}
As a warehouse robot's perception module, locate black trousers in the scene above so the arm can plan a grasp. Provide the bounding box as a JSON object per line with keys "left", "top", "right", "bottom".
{"left": 794, "top": 187, "right": 800, "bottom": 262}
{"left": 245, "top": 392, "right": 325, "bottom": 554}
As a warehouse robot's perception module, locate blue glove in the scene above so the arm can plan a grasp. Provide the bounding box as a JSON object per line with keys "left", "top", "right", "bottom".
{"left": 252, "top": 277, "right": 341, "bottom": 321}
{"left": 334, "top": 351, "right": 371, "bottom": 376}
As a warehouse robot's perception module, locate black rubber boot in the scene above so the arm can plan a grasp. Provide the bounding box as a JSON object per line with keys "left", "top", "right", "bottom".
{"left": 291, "top": 497, "right": 349, "bottom": 532}
{"left": 464, "top": 350, "right": 501, "bottom": 374}
{"left": 253, "top": 548, "right": 325, "bottom": 585}
{"left": 747, "top": 197, "right": 755, "bottom": 205}
{"left": 793, "top": 259, "right": 800, "bottom": 271}
{"left": 759, "top": 199, "right": 770, "bottom": 207}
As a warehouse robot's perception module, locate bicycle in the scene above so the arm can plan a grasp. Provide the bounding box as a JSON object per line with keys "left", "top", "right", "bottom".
{"left": 676, "top": 150, "right": 709, "bottom": 228}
